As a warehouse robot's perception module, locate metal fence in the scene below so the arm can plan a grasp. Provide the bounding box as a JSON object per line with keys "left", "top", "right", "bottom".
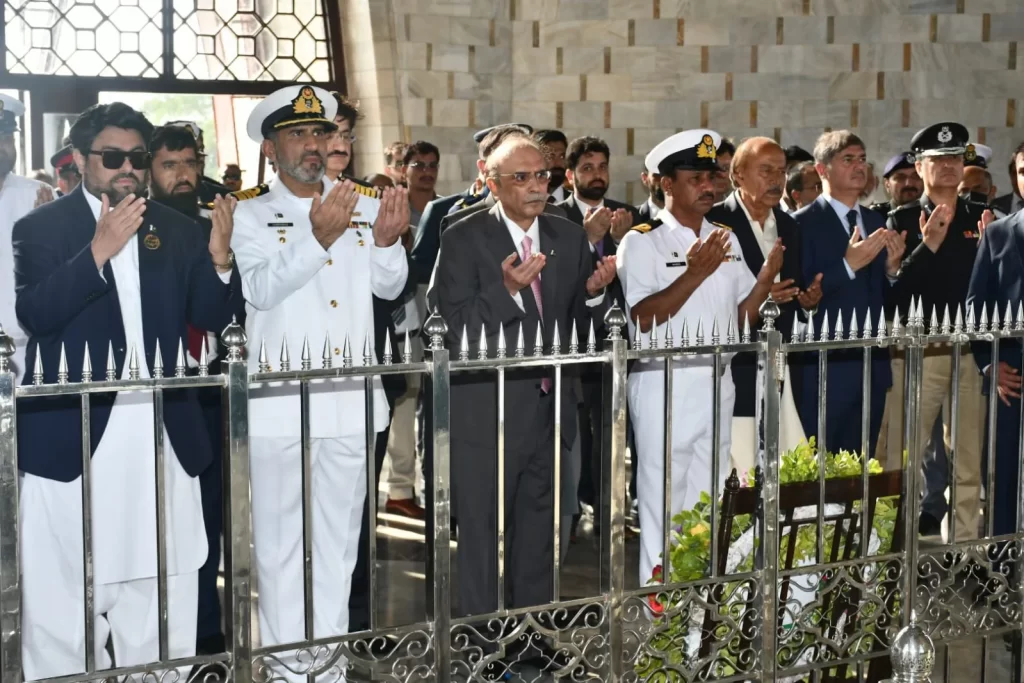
{"left": 0, "top": 295, "right": 1021, "bottom": 683}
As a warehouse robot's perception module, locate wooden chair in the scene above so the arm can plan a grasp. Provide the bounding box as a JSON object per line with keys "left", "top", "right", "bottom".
{"left": 695, "top": 467, "right": 904, "bottom": 682}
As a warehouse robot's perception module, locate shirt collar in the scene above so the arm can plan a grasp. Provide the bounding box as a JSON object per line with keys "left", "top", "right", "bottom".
{"left": 734, "top": 191, "right": 776, "bottom": 231}
{"left": 824, "top": 193, "right": 862, "bottom": 223}
{"left": 496, "top": 201, "right": 540, "bottom": 250}
{"left": 574, "top": 192, "right": 604, "bottom": 213}
{"left": 659, "top": 208, "right": 711, "bottom": 240}
{"left": 83, "top": 187, "right": 103, "bottom": 221}
{"left": 269, "top": 172, "right": 331, "bottom": 201}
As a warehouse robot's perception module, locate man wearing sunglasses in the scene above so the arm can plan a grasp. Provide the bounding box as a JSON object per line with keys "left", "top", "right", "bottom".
{"left": 230, "top": 84, "right": 409, "bottom": 677}
{"left": 12, "top": 101, "right": 242, "bottom": 679}
{"left": 428, "top": 133, "right": 616, "bottom": 676}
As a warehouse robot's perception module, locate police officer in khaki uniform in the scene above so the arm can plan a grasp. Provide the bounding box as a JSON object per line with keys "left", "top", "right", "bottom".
{"left": 878, "top": 122, "right": 992, "bottom": 541}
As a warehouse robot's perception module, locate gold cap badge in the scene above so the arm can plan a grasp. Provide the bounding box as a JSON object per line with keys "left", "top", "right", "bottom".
{"left": 292, "top": 86, "right": 324, "bottom": 115}
{"left": 696, "top": 134, "right": 717, "bottom": 161}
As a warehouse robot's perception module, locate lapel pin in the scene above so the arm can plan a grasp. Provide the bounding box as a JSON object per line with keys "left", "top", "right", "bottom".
{"left": 148, "top": 224, "right": 156, "bottom": 232}
{"left": 550, "top": 249, "right": 556, "bottom": 256}
{"left": 144, "top": 233, "right": 161, "bottom": 250}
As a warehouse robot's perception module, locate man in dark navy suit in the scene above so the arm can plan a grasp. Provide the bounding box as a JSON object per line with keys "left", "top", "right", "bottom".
{"left": 13, "top": 102, "right": 241, "bottom": 678}
{"left": 555, "top": 136, "right": 637, "bottom": 531}
{"left": 706, "top": 137, "right": 823, "bottom": 470}
{"left": 794, "top": 130, "right": 904, "bottom": 456}
{"left": 968, "top": 209, "right": 1023, "bottom": 536}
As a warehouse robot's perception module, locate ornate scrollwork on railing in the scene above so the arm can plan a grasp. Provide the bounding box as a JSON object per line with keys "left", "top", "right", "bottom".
{"left": 252, "top": 629, "right": 434, "bottom": 683}
{"left": 916, "top": 539, "right": 1024, "bottom": 642}
{"left": 450, "top": 601, "right": 608, "bottom": 681}
{"left": 775, "top": 558, "right": 904, "bottom": 673}
{"left": 621, "top": 576, "right": 762, "bottom": 682}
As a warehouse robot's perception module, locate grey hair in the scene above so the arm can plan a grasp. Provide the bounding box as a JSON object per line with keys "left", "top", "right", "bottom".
{"left": 484, "top": 135, "right": 542, "bottom": 177}
{"left": 813, "top": 130, "right": 866, "bottom": 167}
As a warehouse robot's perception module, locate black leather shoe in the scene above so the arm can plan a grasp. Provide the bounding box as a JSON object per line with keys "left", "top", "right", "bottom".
{"left": 918, "top": 513, "right": 942, "bottom": 537}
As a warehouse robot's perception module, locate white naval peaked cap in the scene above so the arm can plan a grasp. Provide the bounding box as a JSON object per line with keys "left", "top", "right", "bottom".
{"left": 245, "top": 84, "right": 339, "bottom": 143}
{"left": 0, "top": 93, "right": 26, "bottom": 134}
{"left": 964, "top": 141, "right": 993, "bottom": 168}
{"left": 644, "top": 129, "right": 723, "bottom": 176}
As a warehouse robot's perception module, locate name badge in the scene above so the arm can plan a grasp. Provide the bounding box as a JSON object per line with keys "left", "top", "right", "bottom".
{"left": 724, "top": 254, "right": 742, "bottom": 262}
{"left": 665, "top": 261, "right": 686, "bottom": 267}
{"left": 268, "top": 222, "right": 293, "bottom": 227}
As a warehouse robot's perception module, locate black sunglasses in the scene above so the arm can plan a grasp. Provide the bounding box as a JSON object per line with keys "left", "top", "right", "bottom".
{"left": 86, "top": 149, "right": 152, "bottom": 170}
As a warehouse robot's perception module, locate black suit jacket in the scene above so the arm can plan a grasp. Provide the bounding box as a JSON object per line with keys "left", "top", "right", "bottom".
{"left": 427, "top": 205, "right": 608, "bottom": 451}
{"left": 705, "top": 193, "right": 805, "bottom": 416}
{"left": 443, "top": 193, "right": 566, "bottom": 235}
{"left": 967, "top": 210, "right": 1024, "bottom": 375}
{"left": 555, "top": 194, "right": 638, "bottom": 321}
{"left": 992, "top": 192, "right": 1018, "bottom": 217}
{"left": 410, "top": 191, "right": 470, "bottom": 285}
{"left": 13, "top": 186, "right": 244, "bottom": 481}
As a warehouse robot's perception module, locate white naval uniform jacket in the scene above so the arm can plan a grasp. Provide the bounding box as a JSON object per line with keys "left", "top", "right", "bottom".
{"left": 0, "top": 174, "right": 51, "bottom": 383}
{"left": 616, "top": 211, "right": 756, "bottom": 373}
{"left": 232, "top": 175, "right": 408, "bottom": 438}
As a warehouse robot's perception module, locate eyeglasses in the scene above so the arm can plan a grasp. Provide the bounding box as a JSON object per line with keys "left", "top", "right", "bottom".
{"left": 406, "top": 161, "right": 439, "bottom": 170}
{"left": 332, "top": 133, "right": 357, "bottom": 143}
{"left": 490, "top": 170, "right": 551, "bottom": 185}
{"left": 86, "top": 149, "right": 151, "bottom": 170}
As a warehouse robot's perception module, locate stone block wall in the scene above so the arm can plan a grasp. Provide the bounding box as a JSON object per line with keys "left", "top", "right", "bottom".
{"left": 340, "top": 0, "right": 1024, "bottom": 202}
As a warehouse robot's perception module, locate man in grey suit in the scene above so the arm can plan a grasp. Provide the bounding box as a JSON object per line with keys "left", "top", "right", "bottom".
{"left": 428, "top": 134, "right": 616, "bottom": 625}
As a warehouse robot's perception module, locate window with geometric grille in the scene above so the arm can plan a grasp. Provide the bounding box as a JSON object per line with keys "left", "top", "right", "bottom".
{"left": 3, "top": 0, "right": 334, "bottom": 83}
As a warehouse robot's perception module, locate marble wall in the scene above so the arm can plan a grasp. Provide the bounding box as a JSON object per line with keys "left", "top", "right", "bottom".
{"left": 340, "top": 0, "right": 1024, "bottom": 202}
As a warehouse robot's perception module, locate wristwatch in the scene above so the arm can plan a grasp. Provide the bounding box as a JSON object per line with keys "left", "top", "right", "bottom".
{"left": 213, "top": 250, "right": 235, "bottom": 270}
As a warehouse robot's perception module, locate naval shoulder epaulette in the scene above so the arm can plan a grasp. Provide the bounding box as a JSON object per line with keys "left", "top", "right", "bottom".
{"left": 342, "top": 174, "right": 383, "bottom": 199}
{"left": 710, "top": 221, "right": 733, "bottom": 231}
{"left": 630, "top": 218, "right": 662, "bottom": 234}
{"left": 203, "top": 183, "right": 268, "bottom": 209}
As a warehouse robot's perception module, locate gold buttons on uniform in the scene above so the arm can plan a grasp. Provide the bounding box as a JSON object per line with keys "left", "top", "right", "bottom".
{"left": 327, "top": 259, "right": 333, "bottom": 265}
{"left": 334, "top": 348, "right": 340, "bottom": 355}
{"left": 279, "top": 236, "right": 286, "bottom": 243}
{"left": 330, "top": 300, "right": 337, "bottom": 308}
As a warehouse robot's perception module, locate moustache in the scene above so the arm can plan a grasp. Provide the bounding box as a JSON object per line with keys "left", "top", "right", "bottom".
{"left": 112, "top": 174, "right": 139, "bottom": 185}
{"left": 327, "top": 151, "right": 348, "bottom": 158}
{"left": 173, "top": 181, "right": 195, "bottom": 191}
{"left": 766, "top": 186, "right": 783, "bottom": 196}
{"left": 698, "top": 192, "right": 715, "bottom": 202}
{"left": 525, "top": 192, "right": 549, "bottom": 203}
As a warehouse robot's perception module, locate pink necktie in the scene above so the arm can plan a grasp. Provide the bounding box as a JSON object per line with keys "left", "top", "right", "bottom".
{"left": 522, "top": 235, "right": 551, "bottom": 394}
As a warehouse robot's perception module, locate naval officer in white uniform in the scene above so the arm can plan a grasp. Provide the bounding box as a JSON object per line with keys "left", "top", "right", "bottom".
{"left": 0, "top": 93, "right": 54, "bottom": 383}
{"left": 616, "top": 130, "right": 783, "bottom": 584}
{"left": 230, "top": 84, "right": 408, "bottom": 675}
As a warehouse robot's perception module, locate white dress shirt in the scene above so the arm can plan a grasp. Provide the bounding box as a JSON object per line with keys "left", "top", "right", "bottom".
{"left": 232, "top": 174, "right": 408, "bottom": 439}
{"left": 617, "top": 211, "right": 756, "bottom": 370}
{"left": 497, "top": 202, "right": 604, "bottom": 312}
{"left": 735, "top": 193, "right": 778, "bottom": 258}
{"left": 824, "top": 194, "right": 866, "bottom": 280}
{"left": 23, "top": 190, "right": 208, "bottom": 585}
{"left": 0, "top": 173, "right": 51, "bottom": 383}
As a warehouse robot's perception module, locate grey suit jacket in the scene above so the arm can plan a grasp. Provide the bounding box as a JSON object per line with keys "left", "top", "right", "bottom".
{"left": 427, "top": 204, "right": 607, "bottom": 452}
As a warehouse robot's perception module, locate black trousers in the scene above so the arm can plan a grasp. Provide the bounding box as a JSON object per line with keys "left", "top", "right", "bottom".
{"left": 196, "top": 387, "right": 225, "bottom": 653}
{"left": 452, "top": 394, "right": 555, "bottom": 617}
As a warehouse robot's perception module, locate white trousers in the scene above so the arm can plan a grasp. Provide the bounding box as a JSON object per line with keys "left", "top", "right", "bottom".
{"left": 21, "top": 477, "right": 198, "bottom": 679}
{"left": 383, "top": 372, "right": 420, "bottom": 499}
{"left": 250, "top": 435, "right": 367, "bottom": 682}
{"left": 630, "top": 368, "right": 736, "bottom": 584}
{"left": 729, "top": 365, "right": 806, "bottom": 475}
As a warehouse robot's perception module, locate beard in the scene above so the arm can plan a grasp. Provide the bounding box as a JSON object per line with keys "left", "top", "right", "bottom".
{"left": 279, "top": 151, "right": 326, "bottom": 184}
{"left": 649, "top": 185, "right": 665, "bottom": 205}
{"left": 547, "top": 167, "right": 566, "bottom": 193}
{"left": 151, "top": 183, "right": 199, "bottom": 218}
{"left": 577, "top": 182, "right": 607, "bottom": 201}
{"left": 86, "top": 172, "right": 146, "bottom": 206}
